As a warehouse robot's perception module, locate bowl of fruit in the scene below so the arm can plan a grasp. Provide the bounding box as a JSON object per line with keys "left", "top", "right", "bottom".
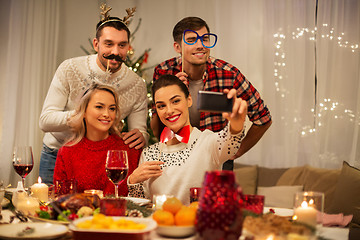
{"left": 153, "top": 197, "right": 197, "bottom": 238}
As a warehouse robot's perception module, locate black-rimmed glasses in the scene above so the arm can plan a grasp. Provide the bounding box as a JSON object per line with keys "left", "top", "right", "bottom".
{"left": 183, "top": 29, "right": 218, "bottom": 49}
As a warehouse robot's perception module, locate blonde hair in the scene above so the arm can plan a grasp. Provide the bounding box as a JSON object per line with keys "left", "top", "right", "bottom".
{"left": 65, "top": 84, "right": 122, "bottom": 146}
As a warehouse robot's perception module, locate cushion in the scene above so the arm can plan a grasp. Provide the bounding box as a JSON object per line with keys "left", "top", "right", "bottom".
{"left": 257, "top": 166, "right": 289, "bottom": 187}
{"left": 330, "top": 161, "right": 360, "bottom": 225}
{"left": 276, "top": 165, "right": 340, "bottom": 213}
{"left": 302, "top": 165, "right": 340, "bottom": 213}
{"left": 234, "top": 165, "right": 257, "bottom": 195}
{"left": 257, "top": 185, "right": 303, "bottom": 209}
{"left": 276, "top": 166, "right": 306, "bottom": 186}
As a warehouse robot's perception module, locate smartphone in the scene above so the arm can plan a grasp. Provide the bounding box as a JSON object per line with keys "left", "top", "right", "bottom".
{"left": 197, "top": 90, "right": 233, "bottom": 113}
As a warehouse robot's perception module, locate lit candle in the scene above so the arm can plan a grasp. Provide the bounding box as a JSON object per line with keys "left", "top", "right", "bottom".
{"left": 17, "top": 196, "right": 39, "bottom": 216}
{"left": 84, "top": 189, "right": 104, "bottom": 198}
{"left": 31, "top": 177, "right": 49, "bottom": 202}
{"left": 153, "top": 194, "right": 169, "bottom": 210}
{"left": 294, "top": 201, "right": 317, "bottom": 227}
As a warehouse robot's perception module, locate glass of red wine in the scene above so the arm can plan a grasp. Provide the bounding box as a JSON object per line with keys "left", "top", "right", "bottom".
{"left": 12, "top": 146, "right": 34, "bottom": 189}
{"left": 105, "top": 150, "right": 129, "bottom": 198}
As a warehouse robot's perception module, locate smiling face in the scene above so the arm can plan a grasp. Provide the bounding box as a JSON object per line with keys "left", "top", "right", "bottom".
{"left": 155, "top": 85, "right": 193, "bottom": 133}
{"left": 84, "top": 89, "right": 117, "bottom": 141}
{"left": 93, "top": 27, "right": 129, "bottom": 73}
{"left": 174, "top": 26, "right": 210, "bottom": 67}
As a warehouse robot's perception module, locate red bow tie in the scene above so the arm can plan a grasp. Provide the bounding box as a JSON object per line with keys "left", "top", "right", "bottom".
{"left": 160, "top": 125, "right": 191, "bottom": 144}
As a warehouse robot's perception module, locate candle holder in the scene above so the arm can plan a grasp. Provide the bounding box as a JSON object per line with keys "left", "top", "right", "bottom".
{"left": 190, "top": 187, "right": 201, "bottom": 203}
{"left": 196, "top": 171, "right": 243, "bottom": 240}
{"left": 293, "top": 191, "right": 324, "bottom": 228}
{"left": 16, "top": 196, "right": 39, "bottom": 216}
{"left": 55, "top": 179, "right": 77, "bottom": 196}
{"left": 152, "top": 194, "right": 173, "bottom": 210}
{"left": 84, "top": 189, "right": 104, "bottom": 198}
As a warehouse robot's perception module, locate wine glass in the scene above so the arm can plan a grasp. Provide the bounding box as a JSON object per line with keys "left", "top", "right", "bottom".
{"left": 105, "top": 150, "right": 129, "bottom": 198}
{"left": 13, "top": 146, "right": 34, "bottom": 189}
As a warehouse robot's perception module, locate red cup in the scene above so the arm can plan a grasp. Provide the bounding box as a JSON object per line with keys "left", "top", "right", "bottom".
{"left": 100, "top": 198, "right": 127, "bottom": 216}
{"left": 190, "top": 187, "right": 201, "bottom": 203}
{"left": 55, "top": 179, "right": 77, "bottom": 196}
{"left": 243, "top": 194, "right": 265, "bottom": 215}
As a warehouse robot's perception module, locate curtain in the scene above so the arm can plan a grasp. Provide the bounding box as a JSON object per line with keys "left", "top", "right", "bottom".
{"left": 112, "top": 0, "right": 360, "bottom": 169}
{"left": 0, "top": 0, "right": 59, "bottom": 187}
{"left": 315, "top": 0, "right": 360, "bottom": 168}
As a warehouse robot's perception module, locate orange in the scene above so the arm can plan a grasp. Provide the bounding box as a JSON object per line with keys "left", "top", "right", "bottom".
{"left": 174, "top": 206, "right": 196, "bottom": 226}
{"left": 189, "top": 201, "right": 199, "bottom": 212}
{"left": 152, "top": 210, "right": 175, "bottom": 226}
{"left": 162, "top": 197, "right": 183, "bottom": 215}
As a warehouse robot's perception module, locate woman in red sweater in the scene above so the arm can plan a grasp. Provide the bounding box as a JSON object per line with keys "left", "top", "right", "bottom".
{"left": 53, "top": 84, "right": 141, "bottom": 196}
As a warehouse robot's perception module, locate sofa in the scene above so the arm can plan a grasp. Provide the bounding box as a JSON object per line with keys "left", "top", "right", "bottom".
{"left": 233, "top": 161, "right": 360, "bottom": 226}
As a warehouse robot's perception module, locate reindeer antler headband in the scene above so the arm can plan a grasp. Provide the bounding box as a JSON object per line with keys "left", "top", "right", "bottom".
{"left": 96, "top": 3, "right": 136, "bottom": 31}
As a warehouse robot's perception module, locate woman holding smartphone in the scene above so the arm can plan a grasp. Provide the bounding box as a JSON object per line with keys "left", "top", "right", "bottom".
{"left": 127, "top": 75, "right": 247, "bottom": 204}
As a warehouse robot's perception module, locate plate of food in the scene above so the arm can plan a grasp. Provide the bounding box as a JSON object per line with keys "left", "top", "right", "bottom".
{"left": 0, "top": 222, "right": 68, "bottom": 239}
{"left": 263, "top": 207, "right": 294, "bottom": 217}
{"left": 122, "top": 197, "right": 151, "bottom": 206}
{"left": 243, "top": 213, "right": 316, "bottom": 240}
{"left": 31, "top": 193, "right": 153, "bottom": 224}
{"left": 69, "top": 215, "right": 157, "bottom": 240}
{"left": 28, "top": 193, "right": 101, "bottom": 224}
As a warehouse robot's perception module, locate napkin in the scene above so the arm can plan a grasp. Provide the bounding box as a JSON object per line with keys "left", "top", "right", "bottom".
{"left": 317, "top": 212, "right": 353, "bottom": 227}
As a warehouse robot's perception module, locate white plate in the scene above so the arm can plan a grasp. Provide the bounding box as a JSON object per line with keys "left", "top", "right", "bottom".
{"left": 263, "top": 207, "right": 294, "bottom": 217}
{"left": 1, "top": 198, "right": 10, "bottom": 207}
{"left": 122, "top": 197, "right": 151, "bottom": 206}
{"left": 156, "top": 225, "right": 196, "bottom": 238}
{"left": 0, "top": 222, "right": 68, "bottom": 239}
{"left": 70, "top": 216, "right": 157, "bottom": 234}
{"left": 5, "top": 188, "right": 29, "bottom": 193}
{"left": 27, "top": 215, "right": 69, "bottom": 225}
{"left": 5, "top": 188, "right": 17, "bottom": 193}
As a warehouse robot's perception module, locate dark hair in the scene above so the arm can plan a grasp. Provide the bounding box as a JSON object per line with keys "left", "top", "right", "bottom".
{"left": 152, "top": 75, "right": 190, "bottom": 101}
{"left": 172, "top": 17, "right": 210, "bottom": 43}
{"left": 96, "top": 17, "right": 130, "bottom": 40}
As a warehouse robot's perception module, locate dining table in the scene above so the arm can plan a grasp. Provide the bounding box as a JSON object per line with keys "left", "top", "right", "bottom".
{"left": 0, "top": 208, "right": 351, "bottom": 240}
{"left": 0, "top": 188, "right": 354, "bottom": 240}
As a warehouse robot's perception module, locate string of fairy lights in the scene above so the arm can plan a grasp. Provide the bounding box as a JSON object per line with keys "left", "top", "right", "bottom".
{"left": 273, "top": 23, "right": 359, "bottom": 137}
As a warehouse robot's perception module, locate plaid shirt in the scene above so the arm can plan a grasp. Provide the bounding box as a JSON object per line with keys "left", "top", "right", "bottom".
{"left": 153, "top": 56, "right": 271, "bottom": 132}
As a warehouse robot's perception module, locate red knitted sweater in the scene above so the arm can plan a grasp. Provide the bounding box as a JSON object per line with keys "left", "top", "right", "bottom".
{"left": 53, "top": 134, "right": 141, "bottom": 196}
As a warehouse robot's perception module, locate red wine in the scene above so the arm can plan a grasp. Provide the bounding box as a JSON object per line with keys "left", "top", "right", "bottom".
{"left": 106, "top": 167, "right": 128, "bottom": 184}
{"left": 13, "top": 164, "right": 33, "bottom": 177}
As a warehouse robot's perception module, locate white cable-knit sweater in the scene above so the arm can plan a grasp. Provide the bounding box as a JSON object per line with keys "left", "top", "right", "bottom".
{"left": 39, "top": 54, "right": 148, "bottom": 149}
{"left": 128, "top": 125, "right": 245, "bottom": 205}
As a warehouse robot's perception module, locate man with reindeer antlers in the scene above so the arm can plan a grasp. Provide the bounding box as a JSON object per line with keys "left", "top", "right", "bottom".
{"left": 39, "top": 4, "right": 148, "bottom": 184}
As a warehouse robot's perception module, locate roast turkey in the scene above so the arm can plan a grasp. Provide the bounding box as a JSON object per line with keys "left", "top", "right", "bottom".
{"left": 54, "top": 193, "right": 100, "bottom": 213}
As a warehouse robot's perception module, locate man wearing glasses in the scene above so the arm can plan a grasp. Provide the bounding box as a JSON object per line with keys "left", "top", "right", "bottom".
{"left": 151, "top": 17, "right": 272, "bottom": 170}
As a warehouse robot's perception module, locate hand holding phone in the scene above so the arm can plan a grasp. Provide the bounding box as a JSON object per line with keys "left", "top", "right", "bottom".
{"left": 197, "top": 91, "right": 233, "bottom": 113}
